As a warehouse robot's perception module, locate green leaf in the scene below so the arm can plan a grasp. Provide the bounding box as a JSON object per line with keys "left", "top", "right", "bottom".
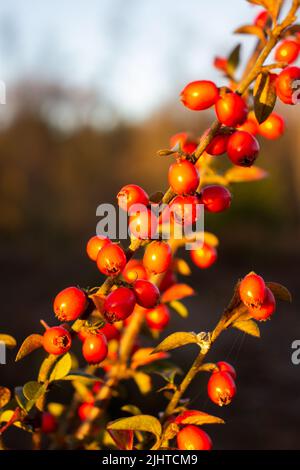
{"left": 0, "top": 387, "right": 11, "bottom": 409}
{"left": 15, "top": 334, "right": 43, "bottom": 362}
{"left": 121, "top": 405, "right": 142, "bottom": 416}
{"left": 61, "top": 371, "right": 102, "bottom": 383}
{"left": 177, "top": 411, "right": 225, "bottom": 426}
{"left": 23, "top": 381, "right": 46, "bottom": 412}
{"left": 233, "top": 319, "right": 260, "bottom": 338}
{"left": 235, "top": 25, "right": 266, "bottom": 43}
{"left": 0, "top": 334, "right": 16, "bottom": 349}
{"left": 14, "top": 386, "right": 27, "bottom": 411}
{"left": 267, "top": 282, "right": 292, "bottom": 303}
{"left": 153, "top": 331, "right": 197, "bottom": 354}
{"left": 107, "top": 415, "right": 162, "bottom": 449}
{"left": 169, "top": 300, "right": 189, "bottom": 318}
{"left": 254, "top": 72, "right": 277, "bottom": 124}
{"left": 227, "top": 44, "right": 241, "bottom": 78}
{"left": 49, "top": 353, "right": 72, "bottom": 382}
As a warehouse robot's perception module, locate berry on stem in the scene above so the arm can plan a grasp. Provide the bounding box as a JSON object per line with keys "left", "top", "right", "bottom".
{"left": 168, "top": 159, "right": 200, "bottom": 195}
{"left": 206, "top": 133, "right": 230, "bottom": 156}
{"left": 216, "top": 361, "right": 236, "bottom": 380}
{"left": 86, "top": 235, "right": 111, "bottom": 262}
{"left": 190, "top": 243, "right": 217, "bottom": 269}
{"left": 276, "top": 66, "right": 300, "bottom": 105}
{"left": 250, "top": 287, "right": 276, "bottom": 321}
{"left": 100, "top": 322, "right": 121, "bottom": 341}
{"left": 177, "top": 425, "right": 212, "bottom": 451}
{"left": 169, "top": 194, "right": 200, "bottom": 224}
{"left": 41, "top": 412, "right": 57, "bottom": 434}
{"left": 117, "top": 184, "right": 149, "bottom": 212}
{"left": 82, "top": 332, "right": 108, "bottom": 364}
{"left": 133, "top": 279, "right": 160, "bottom": 309}
{"left": 180, "top": 80, "right": 219, "bottom": 111}
{"left": 239, "top": 272, "right": 266, "bottom": 308}
{"left": 122, "top": 259, "right": 148, "bottom": 282}
{"left": 227, "top": 131, "right": 260, "bottom": 167}
{"left": 43, "top": 326, "right": 72, "bottom": 355}
{"left": 207, "top": 371, "right": 236, "bottom": 406}
{"left": 103, "top": 287, "right": 136, "bottom": 323}
{"left": 129, "top": 208, "right": 158, "bottom": 240}
{"left": 53, "top": 286, "right": 87, "bottom": 322}
{"left": 215, "top": 92, "right": 248, "bottom": 127}
{"left": 143, "top": 241, "right": 172, "bottom": 274}
{"left": 145, "top": 304, "right": 170, "bottom": 331}
{"left": 97, "top": 243, "right": 127, "bottom": 276}
{"left": 275, "top": 40, "right": 299, "bottom": 65}
{"left": 170, "top": 132, "right": 198, "bottom": 154}
{"left": 258, "top": 113, "right": 285, "bottom": 140}
{"left": 199, "top": 185, "right": 232, "bottom": 213}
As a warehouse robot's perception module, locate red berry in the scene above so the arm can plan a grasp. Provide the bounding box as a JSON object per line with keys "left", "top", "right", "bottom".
{"left": 96, "top": 243, "right": 127, "bottom": 276}
{"left": 177, "top": 425, "right": 212, "bottom": 451}
{"left": 168, "top": 160, "right": 200, "bottom": 195}
{"left": 254, "top": 10, "right": 270, "bottom": 28}
{"left": 53, "top": 286, "right": 87, "bottom": 322}
{"left": 86, "top": 235, "right": 111, "bottom": 262}
{"left": 190, "top": 243, "right": 217, "bottom": 269}
{"left": 199, "top": 185, "right": 232, "bottom": 213}
{"left": 216, "top": 361, "right": 236, "bottom": 380}
{"left": 143, "top": 241, "right": 172, "bottom": 274}
{"left": 117, "top": 184, "right": 149, "bottom": 212}
{"left": 159, "top": 269, "right": 177, "bottom": 293}
{"left": 249, "top": 287, "right": 276, "bottom": 321}
{"left": 133, "top": 279, "right": 160, "bottom": 309}
{"left": 122, "top": 259, "right": 148, "bottom": 283}
{"left": 214, "top": 57, "right": 228, "bottom": 73}
{"left": 258, "top": 113, "right": 285, "bottom": 140}
{"left": 180, "top": 81, "right": 219, "bottom": 111}
{"left": 78, "top": 402, "right": 97, "bottom": 421}
{"left": 215, "top": 93, "right": 248, "bottom": 127}
{"left": 129, "top": 208, "right": 158, "bottom": 240}
{"left": 237, "top": 114, "right": 259, "bottom": 135}
{"left": 207, "top": 371, "right": 236, "bottom": 406}
{"left": 41, "top": 412, "right": 57, "bottom": 434}
{"left": 275, "top": 40, "right": 299, "bottom": 64}
{"left": 227, "top": 131, "right": 260, "bottom": 167}
{"left": 276, "top": 66, "right": 300, "bottom": 104}
{"left": 170, "top": 132, "right": 198, "bottom": 154}
{"left": 100, "top": 323, "right": 120, "bottom": 341}
{"left": 169, "top": 194, "right": 200, "bottom": 224}
{"left": 206, "top": 134, "right": 230, "bottom": 156}
{"left": 103, "top": 287, "right": 136, "bottom": 323}
{"left": 43, "top": 326, "right": 72, "bottom": 355}
{"left": 82, "top": 332, "right": 108, "bottom": 364}
{"left": 92, "top": 381, "right": 103, "bottom": 394}
{"left": 145, "top": 304, "right": 170, "bottom": 331}
{"left": 239, "top": 272, "right": 266, "bottom": 308}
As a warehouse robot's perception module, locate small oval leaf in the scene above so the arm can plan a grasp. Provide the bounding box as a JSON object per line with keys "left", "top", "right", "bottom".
{"left": 0, "top": 387, "right": 11, "bottom": 409}
{"left": 267, "top": 282, "right": 292, "bottom": 303}
{"left": 175, "top": 410, "right": 225, "bottom": 426}
{"left": 162, "top": 284, "right": 195, "bottom": 303}
{"left": 133, "top": 372, "right": 152, "bottom": 395}
{"left": 225, "top": 166, "right": 268, "bottom": 183}
{"left": 107, "top": 415, "right": 162, "bottom": 443}
{"left": 233, "top": 319, "right": 260, "bottom": 337}
{"left": 15, "top": 334, "right": 43, "bottom": 362}
{"left": 254, "top": 72, "right": 277, "bottom": 124}
{"left": 153, "top": 331, "right": 197, "bottom": 354}
{"left": 169, "top": 300, "right": 189, "bottom": 318}
{"left": 235, "top": 25, "right": 266, "bottom": 43}
{"left": 49, "top": 353, "right": 72, "bottom": 382}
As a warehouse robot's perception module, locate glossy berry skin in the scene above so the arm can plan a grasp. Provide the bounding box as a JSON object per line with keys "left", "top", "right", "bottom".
{"left": 214, "top": 57, "right": 228, "bottom": 73}
{"left": 206, "top": 134, "right": 230, "bottom": 156}
{"left": 86, "top": 235, "right": 111, "bottom": 262}
{"left": 41, "top": 412, "right": 57, "bottom": 434}
{"left": 254, "top": 10, "right": 270, "bottom": 28}
{"left": 103, "top": 287, "right": 136, "bottom": 323}
{"left": 129, "top": 208, "right": 158, "bottom": 240}
{"left": 117, "top": 184, "right": 149, "bottom": 212}
{"left": 216, "top": 361, "right": 236, "bottom": 380}
{"left": 82, "top": 332, "right": 108, "bottom": 364}
{"left": 133, "top": 279, "right": 160, "bottom": 309}
{"left": 53, "top": 286, "right": 87, "bottom": 322}
{"left": 143, "top": 241, "right": 172, "bottom": 274}
{"left": 258, "top": 113, "right": 285, "bottom": 140}
{"left": 177, "top": 425, "right": 212, "bottom": 451}
{"left": 122, "top": 259, "right": 148, "bottom": 283}
{"left": 276, "top": 66, "right": 300, "bottom": 104}
{"left": 227, "top": 131, "right": 260, "bottom": 167}
{"left": 100, "top": 323, "right": 120, "bottom": 341}
{"left": 97, "top": 243, "right": 127, "bottom": 276}
{"left": 180, "top": 80, "right": 219, "bottom": 111}
{"left": 215, "top": 93, "right": 248, "bottom": 127}
{"left": 239, "top": 273, "right": 266, "bottom": 308}
{"left": 237, "top": 113, "right": 259, "bottom": 135}
{"left": 190, "top": 243, "right": 217, "bottom": 269}
{"left": 78, "top": 402, "right": 97, "bottom": 421}
{"left": 168, "top": 160, "right": 200, "bottom": 195}
{"left": 170, "top": 132, "right": 198, "bottom": 154}
{"left": 169, "top": 194, "right": 200, "bottom": 224}
{"left": 250, "top": 287, "right": 276, "bottom": 321}
{"left": 145, "top": 304, "right": 170, "bottom": 331}
{"left": 43, "top": 326, "right": 72, "bottom": 355}
{"left": 207, "top": 371, "right": 236, "bottom": 406}
{"left": 275, "top": 40, "right": 299, "bottom": 65}
{"left": 199, "top": 185, "right": 232, "bottom": 213}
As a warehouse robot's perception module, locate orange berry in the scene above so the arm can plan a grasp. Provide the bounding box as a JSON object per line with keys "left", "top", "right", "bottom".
{"left": 143, "top": 241, "right": 172, "bottom": 274}
{"left": 180, "top": 80, "right": 219, "bottom": 111}
{"left": 168, "top": 160, "right": 200, "bottom": 195}
{"left": 190, "top": 243, "right": 217, "bottom": 269}
{"left": 86, "top": 235, "right": 111, "bottom": 261}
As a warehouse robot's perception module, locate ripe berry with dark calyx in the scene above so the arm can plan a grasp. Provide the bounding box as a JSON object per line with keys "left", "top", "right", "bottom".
{"left": 82, "top": 332, "right": 108, "bottom": 364}
{"left": 227, "top": 131, "right": 260, "bottom": 167}
{"left": 96, "top": 243, "right": 127, "bottom": 276}
{"left": 100, "top": 322, "right": 120, "bottom": 341}
{"left": 103, "top": 286, "right": 136, "bottom": 323}
{"left": 275, "top": 40, "right": 299, "bottom": 65}
{"left": 215, "top": 92, "right": 248, "bottom": 127}
{"left": 207, "top": 371, "right": 236, "bottom": 406}
{"left": 170, "top": 132, "right": 198, "bottom": 154}
{"left": 53, "top": 286, "right": 87, "bottom": 322}
{"left": 199, "top": 185, "right": 232, "bottom": 213}
{"left": 239, "top": 272, "right": 266, "bottom": 308}
{"left": 117, "top": 184, "right": 149, "bottom": 212}
{"left": 276, "top": 66, "right": 300, "bottom": 104}
{"left": 129, "top": 208, "right": 158, "bottom": 240}
{"left": 169, "top": 194, "right": 200, "bottom": 225}
{"left": 145, "top": 304, "right": 170, "bottom": 331}
{"left": 190, "top": 243, "right": 217, "bottom": 269}
{"left": 86, "top": 235, "right": 111, "bottom": 262}
{"left": 122, "top": 259, "right": 148, "bottom": 283}
{"left": 177, "top": 425, "right": 212, "bottom": 451}
{"left": 168, "top": 159, "right": 200, "bottom": 195}
{"left": 206, "top": 133, "right": 230, "bottom": 156}
{"left": 133, "top": 279, "right": 160, "bottom": 309}
{"left": 143, "top": 241, "right": 172, "bottom": 274}
{"left": 180, "top": 80, "right": 219, "bottom": 111}
{"left": 41, "top": 412, "right": 57, "bottom": 434}
{"left": 216, "top": 361, "right": 236, "bottom": 380}
{"left": 250, "top": 287, "right": 276, "bottom": 321}
{"left": 258, "top": 113, "right": 285, "bottom": 140}
{"left": 43, "top": 326, "right": 72, "bottom": 355}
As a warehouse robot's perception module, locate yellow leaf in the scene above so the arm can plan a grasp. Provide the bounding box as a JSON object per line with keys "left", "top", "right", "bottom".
{"left": 225, "top": 166, "right": 268, "bottom": 183}
{"left": 133, "top": 372, "right": 152, "bottom": 395}
{"left": 169, "top": 300, "right": 189, "bottom": 318}
{"left": 153, "top": 331, "right": 197, "bottom": 354}
{"left": 233, "top": 319, "right": 260, "bottom": 337}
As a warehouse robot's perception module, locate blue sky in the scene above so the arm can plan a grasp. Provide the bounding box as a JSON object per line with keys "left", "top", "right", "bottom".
{"left": 0, "top": 0, "right": 263, "bottom": 121}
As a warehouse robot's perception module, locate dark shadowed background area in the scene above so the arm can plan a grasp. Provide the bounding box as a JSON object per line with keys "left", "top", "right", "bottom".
{"left": 0, "top": 0, "right": 300, "bottom": 450}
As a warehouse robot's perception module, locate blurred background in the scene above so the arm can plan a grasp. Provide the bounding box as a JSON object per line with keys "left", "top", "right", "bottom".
{"left": 0, "top": 0, "right": 300, "bottom": 450}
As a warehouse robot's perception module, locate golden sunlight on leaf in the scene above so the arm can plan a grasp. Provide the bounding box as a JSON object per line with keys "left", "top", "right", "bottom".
{"left": 162, "top": 284, "right": 195, "bottom": 303}
{"left": 225, "top": 166, "right": 268, "bottom": 183}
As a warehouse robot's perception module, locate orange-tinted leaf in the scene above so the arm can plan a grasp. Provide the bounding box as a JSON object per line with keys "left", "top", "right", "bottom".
{"left": 266, "top": 282, "right": 292, "bottom": 302}
{"left": 225, "top": 166, "right": 268, "bottom": 183}
{"left": 175, "top": 409, "right": 224, "bottom": 425}
{"left": 235, "top": 25, "right": 266, "bottom": 43}
{"left": 162, "top": 284, "right": 195, "bottom": 303}
{"left": 254, "top": 72, "right": 277, "bottom": 123}
{"left": 108, "top": 429, "right": 134, "bottom": 450}
{"left": 15, "top": 334, "right": 43, "bottom": 362}
{"left": 131, "top": 348, "right": 169, "bottom": 370}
